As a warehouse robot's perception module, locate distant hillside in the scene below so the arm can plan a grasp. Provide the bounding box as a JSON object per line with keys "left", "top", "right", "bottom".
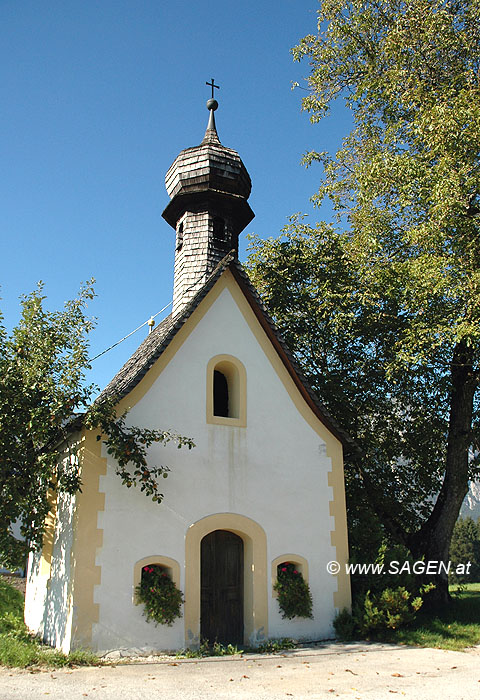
{"left": 461, "top": 480, "right": 480, "bottom": 521}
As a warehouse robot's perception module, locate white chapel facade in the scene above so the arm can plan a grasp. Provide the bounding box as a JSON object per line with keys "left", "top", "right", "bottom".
{"left": 24, "top": 95, "right": 351, "bottom": 654}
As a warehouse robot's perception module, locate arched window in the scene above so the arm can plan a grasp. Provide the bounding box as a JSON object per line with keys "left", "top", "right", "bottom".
{"left": 213, "top": 370, "right": 229, "bottom": 417}
{"left": 133, "top": 556, "right": 181, "bottom": 605}
{"left": 207, "top": 355, "right": 247, "bottom": 426}
{"left": 271, "top": 554, "right": 309, "bottom": 597}
{"left": 176, "top": 222, "right": 184, "bottom": 251}
{"left": 212, "top": 216, "right": 227, "bottom": 244}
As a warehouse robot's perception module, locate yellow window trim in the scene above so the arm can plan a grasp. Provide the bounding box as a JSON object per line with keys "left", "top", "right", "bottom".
{"left": 206, "top": 354, "right": 247, "bottom": 427}
{"left": 271, "top": 554, "right": 309, "bottom": 598}
{"left": 133, "top": 555, "right": 181, "bottom": 605}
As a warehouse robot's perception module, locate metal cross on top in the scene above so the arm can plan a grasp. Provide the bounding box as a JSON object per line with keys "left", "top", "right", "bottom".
{"left": 206, "top": 78, "right": 220, "bottom": 99}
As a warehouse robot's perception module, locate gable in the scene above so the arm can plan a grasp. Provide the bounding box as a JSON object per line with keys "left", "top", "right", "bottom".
{"left": 111, "top": 266, "right": 343, "bottom": 459}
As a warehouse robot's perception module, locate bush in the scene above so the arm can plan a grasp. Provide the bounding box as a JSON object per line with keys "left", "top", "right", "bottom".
{"left": 257, "top": 638, "right": 296, "bottom": 652}
{"left": 333, "top": 607, "right": 357, "bottom": 641}
{"left": 334, "top": 585, "right": 431, "bottom": 641}
{"left": 136, "top": 565, "right": 184, "bottom": 626}
{"left": 273, "top": 562, "right": 313, "bottom": 620}
{"left": 358, "top": 586, "right": 423, "bottom": 634}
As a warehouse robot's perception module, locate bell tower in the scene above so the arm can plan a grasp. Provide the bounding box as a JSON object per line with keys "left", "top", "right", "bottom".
{"left": 162, "top": 84, "right": 254, "bottom": 317}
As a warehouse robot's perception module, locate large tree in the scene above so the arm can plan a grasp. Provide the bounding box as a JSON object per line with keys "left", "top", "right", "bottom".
{"left": 248, "top": 0, "right": 480, "bottom": 601}
{"left": 0, "top": 281, "right": 193, "bottom": 569}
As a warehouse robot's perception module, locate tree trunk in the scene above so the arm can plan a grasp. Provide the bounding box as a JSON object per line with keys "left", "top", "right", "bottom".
{"left": 408, "top": 341, "right": 477, "bottom": 604}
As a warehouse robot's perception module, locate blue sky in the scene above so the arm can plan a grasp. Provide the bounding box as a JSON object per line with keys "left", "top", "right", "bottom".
{"left": 1, "top": 0, "right": 351, "bottom": 393}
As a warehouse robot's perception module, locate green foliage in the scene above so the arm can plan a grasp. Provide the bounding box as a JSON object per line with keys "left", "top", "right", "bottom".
{"left": 380, "top": 583, "right": 480, "bottom": 650}
{"left": 449, "top": 517, "right": 480, "bottom": 583}
{"left": 334, "top": 585, "right": 429, "bottom": 641}
{"left": 176, "top": 644, "right": 206, "bottom": 658}
{"left": 0, "top": 577, "right": 100, "bottom": 667}
{"left": 248, "top": 224, "right": 453, "bottom": 531}
{"left": 351, "top": 542, "right": 419, "bottom": 598}
{"left": 248, "top": 0, "right": 480, "bottom": 595}
{"left": 0, "top": 578, "right": 24, "bottom": 625}
{"left": 335, "top": 539, "right": 434, "bottom": 640}
{"left": 273, "top": 562, "right": 313, "bottom": 620}
{"left": 256, "top": 637, "right": 297, "bottom": 653}
{"left": 0, "top": 283, "right": 194, "bottom": 568}
{"left": 333, "top": 608, "right": 358, "bottom": 641}
{"left": 179, "top": 639, "right": 296, "bottom": 657}
{"left": 177, "top": 640, "right": 243, "bottom": 658}
{"left": 358, "top": 587, "right": 423, "bottom": 635}
{"left": 135, "top": 565, "right": 184, "bottom": 626}
{"left": 210, "top": 641, "right": 243, "bottom": 656}
{"left": 0, "top": 281, "right": 95, "bottom": 567}
{"left": 86, "top": 399, "right": 194, "bottom": 504}
{"left": 336, "top": 585, "right": 480, "bottom": 649}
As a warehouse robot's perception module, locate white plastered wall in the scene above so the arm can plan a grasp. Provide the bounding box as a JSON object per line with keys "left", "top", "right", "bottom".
{"left": 24, "top": 442, "right": 78, "bottom": 652}
{"left": 92, "top": 282, "right": 344, "bottom": 653}
{"left": 41, "top": 490, "right": 76, "bottom": 652}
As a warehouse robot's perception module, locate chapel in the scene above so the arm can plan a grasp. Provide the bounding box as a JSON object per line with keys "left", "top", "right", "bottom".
{"left": 24, "top": 93, "right": 351, "bottom": 654}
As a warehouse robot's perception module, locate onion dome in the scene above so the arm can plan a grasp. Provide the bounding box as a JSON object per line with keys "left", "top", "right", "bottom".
{"left": 162, "top": 98, "right": 254, "bottom": 237}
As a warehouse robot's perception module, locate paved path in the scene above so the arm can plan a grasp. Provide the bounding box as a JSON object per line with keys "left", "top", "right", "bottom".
{"left": 1, "top": 642, "right": 479, "bottom": 700}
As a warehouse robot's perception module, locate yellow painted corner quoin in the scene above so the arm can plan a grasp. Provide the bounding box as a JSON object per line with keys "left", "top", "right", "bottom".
{"left": 69, "top": 429, "right": 107, "bottom": 647}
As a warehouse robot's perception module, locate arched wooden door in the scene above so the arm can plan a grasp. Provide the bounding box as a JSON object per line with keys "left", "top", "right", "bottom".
{"left": 200, "top": 530, "right": 244, "bottom": 644}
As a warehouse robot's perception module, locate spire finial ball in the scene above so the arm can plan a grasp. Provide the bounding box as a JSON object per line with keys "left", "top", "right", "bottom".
{"left": 206, "top": 98, "right": 218, "bottom": 111}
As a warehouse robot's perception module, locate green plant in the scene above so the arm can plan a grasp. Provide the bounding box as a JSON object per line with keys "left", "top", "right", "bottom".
{"left": 135, "top": 565, "right": 184, "bottom": 626}
{"left": 334, "top": 584, "right": 434, "bottom": 641}
{"left": 273, "top": 562, "right": 313, "bottom": 620}
{"left": 0, "top": 577, "right": 101, "bottom": 668}
{"left": 355, "top": 585, "right": 429, "bottom": 637}
{"left": 257, "top": 638, "right": 296, "bottom": 653}
{"left": 176, "top": 639, "right": 242, "bottom": 658}
{"left": 176, "top": 639, "right": 210, "bottom": 658}
{"left": 333, "top": 608, "right": 357, "bottom": 641}
{"left": 360, "top": 587, "right": 423, "bottom": 634}
{"left": 372, "top": 583, "right": 480, "bottom": 650}
{"left": 211, "top": 641, "right": 243, "bottom": 656}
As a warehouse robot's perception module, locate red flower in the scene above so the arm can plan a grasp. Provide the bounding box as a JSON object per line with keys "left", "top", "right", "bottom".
{"left": 281, "top": 567, "right": 287, "bottom": 572}
{"left": 294, "top": 570, "right": 298, "bottom": 575}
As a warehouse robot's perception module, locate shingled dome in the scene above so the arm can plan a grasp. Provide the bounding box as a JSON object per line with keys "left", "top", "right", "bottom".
{"left": 162, "top": 100, "right": 254, "bottom": 235}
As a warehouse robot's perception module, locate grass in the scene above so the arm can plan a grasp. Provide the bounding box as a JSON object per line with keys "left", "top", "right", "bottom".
{"left": 0, "top": 576, "right": 101, "bottom": 668}
{"left": 382, "top": 583, "right": 480, "bottom": 651}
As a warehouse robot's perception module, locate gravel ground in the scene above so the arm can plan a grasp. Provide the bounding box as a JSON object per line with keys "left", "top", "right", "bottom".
{"left": 1, "top": 642, "right": 479, "bottom": 700}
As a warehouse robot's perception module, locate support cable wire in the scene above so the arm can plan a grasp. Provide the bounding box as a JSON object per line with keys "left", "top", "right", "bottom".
{"left": 89, "top": 271, "right": 210, "bottom": 362}
{"left": 89, "top": 301, "right": 172, "bottom": 362}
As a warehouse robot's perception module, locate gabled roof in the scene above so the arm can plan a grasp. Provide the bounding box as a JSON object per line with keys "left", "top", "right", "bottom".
{"left": 100, "top": 253, "right": 356, "bottom": 452}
